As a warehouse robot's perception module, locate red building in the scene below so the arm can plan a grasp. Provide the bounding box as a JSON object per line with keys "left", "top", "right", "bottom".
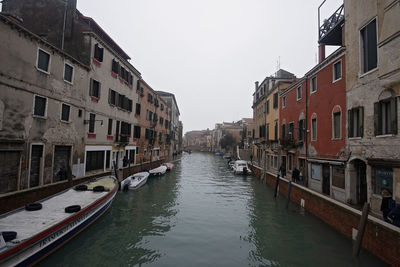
{"left": 280, "top": 47, "right": 346, "bottom": 202}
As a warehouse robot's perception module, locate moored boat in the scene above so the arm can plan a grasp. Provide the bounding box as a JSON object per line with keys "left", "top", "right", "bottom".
{"left": 233, "top": 160, "right": 251, "bottom": 175}
{"left": 162, "top": 162, "right": 174, "bottom": 171}
{"left": 149, "top": 165, "right": 168, "bottom": 177}
{"left": 120, "top": 172, "right": 149, "bottom": 191}
{"left": 0, "top": 176, "right": 118, "bottom": 266}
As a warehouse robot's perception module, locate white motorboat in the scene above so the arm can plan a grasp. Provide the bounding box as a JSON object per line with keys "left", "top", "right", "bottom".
{"left": 0, "top": 176, "right": 118, "bottom": 266}
{"left": 120, "top": 172, "right": 149, "bottom": 191}
{"left": 162, "top": 162, "right": 174, "bottom": 171}
{"left": 233, "top": 160, "right": 251, "bottom": 175}
{"left": 149, "top": 165, "right": 168, "bottom": 177}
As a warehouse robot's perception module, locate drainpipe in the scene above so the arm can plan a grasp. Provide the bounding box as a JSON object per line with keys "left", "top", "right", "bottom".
{"left": 61, "top": 0, "right": 67, "bottom": 50}
{"left": 305, "top": 76, "right": 309, "bottom": 184}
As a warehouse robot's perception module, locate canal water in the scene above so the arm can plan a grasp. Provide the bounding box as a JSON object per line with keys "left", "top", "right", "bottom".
{"left": 40, "top": 152, "right": 386, "bottom": 266}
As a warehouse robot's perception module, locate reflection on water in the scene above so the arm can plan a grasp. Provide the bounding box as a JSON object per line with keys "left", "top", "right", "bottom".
{"left": 40, "top": 152, "right": 386, "bottom": 266}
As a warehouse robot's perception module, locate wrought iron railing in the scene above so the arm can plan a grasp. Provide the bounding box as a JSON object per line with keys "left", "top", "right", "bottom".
{"left": 319, "top": 3, "right": 344, "bottom": 41}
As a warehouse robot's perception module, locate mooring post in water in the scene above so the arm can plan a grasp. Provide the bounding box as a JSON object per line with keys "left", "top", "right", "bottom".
{"left": 274, "top": 174, "right": 280, "bottom": 199}
{"left": 286, "top": 181, "right": 292, "bottom": 208}
{"left": 353, "top": 202, "right": 369, "bottom": 257}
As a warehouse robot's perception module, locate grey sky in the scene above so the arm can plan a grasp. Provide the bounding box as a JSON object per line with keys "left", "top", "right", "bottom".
{"left": 67, "top": 1, "right": 342, "bottom": 132}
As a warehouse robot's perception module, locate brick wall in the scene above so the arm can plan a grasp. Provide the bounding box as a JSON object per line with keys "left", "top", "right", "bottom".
{"left": 250, "top": 164, "right": 400, "bottom": 266}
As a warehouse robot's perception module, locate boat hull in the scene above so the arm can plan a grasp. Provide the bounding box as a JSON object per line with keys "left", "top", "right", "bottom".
{"left": 0, "top": 182, "right": 118, "bottom": 267}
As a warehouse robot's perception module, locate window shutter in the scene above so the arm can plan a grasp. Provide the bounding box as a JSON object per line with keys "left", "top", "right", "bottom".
{"left": 98, "top": 81, "right": 101, "bottom": 98}
{"left": 359, "top": 107, "right": 364, "bottom": 137}
{"left": 348, "top": 109, "right": 353, "bottom": 138}
{"left": 108, "top": 88, "right": 111, "bottom": 104}
{"left": 391, "top": 97, "right": 398, "bottom": 134}
{"left": 89, "top": 78, "right": 93, "bottom": 96}
{"left": 374, "top": 102, "right": 381, "bottom": 136}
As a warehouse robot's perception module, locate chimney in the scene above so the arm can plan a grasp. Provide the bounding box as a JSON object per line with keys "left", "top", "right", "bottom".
{"left": 255, "top": 81, "right": 259, "bottom": 90}
{"left": 291, "top": 76, "right": 297, "bottom": 83}
{"left": 318, "top": 44, "right": 326, "bottom": 63}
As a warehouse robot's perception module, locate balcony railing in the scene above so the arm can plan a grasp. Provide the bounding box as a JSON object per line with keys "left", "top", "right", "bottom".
{"left": 318, "top": 3, "right": 344, "bottom": 45}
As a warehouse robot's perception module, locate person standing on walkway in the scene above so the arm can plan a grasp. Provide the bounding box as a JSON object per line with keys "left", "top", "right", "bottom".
{"left": 279, "top": 162, "right": 286, "bottom": 178}
{"left": 381, "top": 189, "right": 394, "bottom": 223}
{"left": 292, "top": 167, "right": 300, "bottom": 183}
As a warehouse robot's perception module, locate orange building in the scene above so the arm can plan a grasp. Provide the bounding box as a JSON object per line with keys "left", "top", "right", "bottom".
{"left": 135, "top": 80, "right": 172, "bottom": 163}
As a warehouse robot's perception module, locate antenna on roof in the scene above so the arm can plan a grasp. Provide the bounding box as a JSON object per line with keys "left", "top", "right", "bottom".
{"left": 276, "top": 56, "right": 281, "bottom": 72}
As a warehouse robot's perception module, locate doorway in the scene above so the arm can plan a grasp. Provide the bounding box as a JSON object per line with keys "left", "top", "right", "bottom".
{"left": 322, "top": 164, "right": 330, "bottom": 196}
{"left": 355, "top": 160, "right": 367, "bottom": 205}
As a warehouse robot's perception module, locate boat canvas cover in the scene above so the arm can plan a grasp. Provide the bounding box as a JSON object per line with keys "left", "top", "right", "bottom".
{"left": 0, "top": 177, "right": 115, "bottom": 251}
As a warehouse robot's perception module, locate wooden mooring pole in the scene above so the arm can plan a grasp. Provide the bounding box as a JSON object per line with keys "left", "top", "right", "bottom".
{"left": 353, "top": 202, "right": 369, "bottom": 257}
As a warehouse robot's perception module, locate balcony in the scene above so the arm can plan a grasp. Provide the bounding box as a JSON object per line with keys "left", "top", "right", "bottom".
{"left": 280, "top": 137, "right": 303, "bottom": 150}
{"left": 318, "top": 2, "right": 344, "bottom": 45}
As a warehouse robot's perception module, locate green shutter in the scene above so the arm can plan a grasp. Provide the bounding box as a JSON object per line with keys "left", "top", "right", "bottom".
{"left": 391, "top": 97, "right": 398, "bottom": 134}
{"left": 348, "top": 109, "right": 353, "bottom": 137}
{"left": 359, "top": 107, "right": 364, "bottom": 137}
{"left": 374, "top": 102, "right": 381, "bottom": 136}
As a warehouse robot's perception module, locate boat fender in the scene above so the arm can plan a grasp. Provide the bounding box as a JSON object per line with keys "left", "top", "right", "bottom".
{"left": 65, "top": 205, "right": 81, "bottom": 213}
{"left": 123, "top": 183, "right": 129, "bottom": 192}
{"left": 1, "top": 231, "right": 17, "bottom": 242}
{"left": 25, "top": 202, "right": 42, "bottom": 211}
{"left": 75, "top": 184, "right": 88, "bottom": 191}
{"left": 93, "top": 185, "right": 105, "bottom": 192}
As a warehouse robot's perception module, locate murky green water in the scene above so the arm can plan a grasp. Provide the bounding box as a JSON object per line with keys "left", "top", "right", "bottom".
{"left": 40, "top": 152, "right": 386, "bottom": 266}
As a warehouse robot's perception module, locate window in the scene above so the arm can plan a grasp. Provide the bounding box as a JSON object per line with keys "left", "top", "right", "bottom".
{"left": 333, "top": 60, "right": 342, "bottom": 82}
{"left": 61, "top": 103, "right": 70, "bottom": 122}
{"left": 86, "top": 150, "right": 105, "bottom": 172}
{"left": 281, "top": 124, "right": 286, "bottom": 139}
{"left": 33, "top": 95, "right": 47, "bottom": 117}
{"left": 288, "top": 122, "right": 294, "bottom": 140}
{"left": 311, "top": 164, "right": 322, "bottom": 181}
{"left": 273, "top": 93, "right": 278, "bottom": 109}
{"left": 274, "top": 120, "right": 278, "bottom": 140}
{"left": 109, "top": 89, "right": 116, "bottom": 105}
{"left": 134, "top": 126, "right": 141, "bottom": 138}
{"left": 112, "top": 59, "right": 120, "bottom": 74}
{"left": 266, "top": 124, "right": 269, "bottom": 140}
{"left": 297, "top": 119, "right": 304, "bottom": 141}
{"left": 333, "top": 112, "right": 341, "bottom": 139}
{"left": 282, "top": 96, "right": 286, "bottom": 108}
{"left": 332, "top": 166, "right": 345, "bottom": 189}
{"left": 161, "top": 104, "right": 164, "bottom": 110}
{"left": 310, "top": 77, "right": 317, "bottom": 93}
{"left": 89, "top": 113, "right": 95, "bottom": 133}
{"left": 90, "top": 79, "right": 101, "bottom": 98}
{"left": 94, "top": 43, "right": 104, "bottom": 62}
{"left": 348, "top": 107, "right": 364, "bottom": 138}
{"left": 135, "top": 103, "right": 141, "bottom": 115}
{"left": 372, "top": 167, "right": 393, "bottom": 194}
{"left": 108, "top": 119, "right": 113, "bottom": 135}
{"left": 265, "top": 100, "right": 269, "bottom": 114}
{"left": 297, "top": 86, "right": 302, "bottom": 100}
{"left": 63, "top": 63, "right": 73, "bottom": 83}
{"left": 146, "top": 110, "right": 153, "bottom": 121}
{"left": 360, "top": 19, "right": 377, "bottom": 74}
{"left": 147, "top": 93, "right": 153, "bottom": 103}
{"left": 37, "top": 48, "right": 50, "bottom": 73}
{"left": 374, "top": 97, "right": 398, "bottom": 135}
{"left": 160, "top": 117, "right": 164, "bottom": 125}
{"left": 311, "top": 118, "right": 317, "bottom": 141}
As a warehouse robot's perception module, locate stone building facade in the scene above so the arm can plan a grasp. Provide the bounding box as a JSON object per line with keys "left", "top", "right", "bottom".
{"left": 344, "top": 0, "right": 400, "bottom": 213}
{"left": 0, "top": 14, "right": 89, "bottom": 193}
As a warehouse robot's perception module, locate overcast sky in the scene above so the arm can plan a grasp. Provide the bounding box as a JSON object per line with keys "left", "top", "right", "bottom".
{"left": 76, "top": 0, "right": 342, "bottom": 133}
